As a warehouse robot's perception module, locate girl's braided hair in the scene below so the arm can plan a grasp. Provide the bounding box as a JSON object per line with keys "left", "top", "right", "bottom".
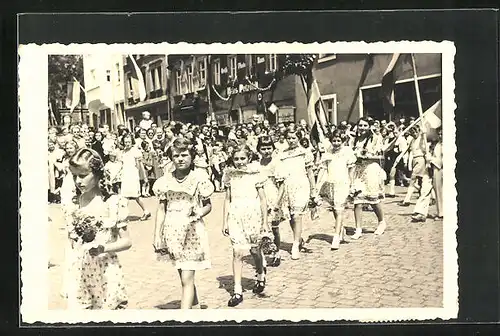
{"left": 68, "top": 148, "right": 112, "bottom": 202}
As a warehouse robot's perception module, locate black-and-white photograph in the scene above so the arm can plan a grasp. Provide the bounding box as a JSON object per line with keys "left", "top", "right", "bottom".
{"left": 20, "top": 42, "right": 457, "bottom": 323}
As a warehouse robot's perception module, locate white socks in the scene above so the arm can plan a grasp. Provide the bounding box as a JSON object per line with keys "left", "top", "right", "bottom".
{"left": 374, "top": 221, "right": 387, "bottom": 235}
{"left": 389, "top": 180, "right": 395, "bottom": 195}
{"left": 352, "top": 228, "right": 362, "bottom": 240}
{"left": 234, "top": 284, "right": 243, "bottom": 295}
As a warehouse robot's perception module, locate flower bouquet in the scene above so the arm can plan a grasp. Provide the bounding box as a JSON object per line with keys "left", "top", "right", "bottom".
{"left": 259, "top": 232, "right": 278, "bottom": 255}
{"left": 308, "top": 196, "right": 321, "bottom": 221}
{"left": 69, "top": 210, "right": 104, "bottom": 245}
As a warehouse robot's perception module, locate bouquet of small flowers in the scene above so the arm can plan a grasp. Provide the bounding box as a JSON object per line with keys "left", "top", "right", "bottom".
{"left": 259, "top": 234, "right": 278, "bottom": 255}
{"left": 308, "top": 196, "right": 321, "bottom": 221}
{"left": 69, "top": 210, "right": 104, "bottom": 244}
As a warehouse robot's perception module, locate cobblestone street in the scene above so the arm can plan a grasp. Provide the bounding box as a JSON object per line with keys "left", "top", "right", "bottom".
{"left": 48, "top": 186, "right": 443, "bottom": 310}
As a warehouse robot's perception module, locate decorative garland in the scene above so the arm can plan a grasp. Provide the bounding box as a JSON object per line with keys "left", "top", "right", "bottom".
{"left": 211, "top": 85, "right": 232, "bottom": 102}
{"left": 245, "top": 77, "right": 276, "bottom": 91}
{"left": 207, "top": 54, "right": 317, "bottom": 102}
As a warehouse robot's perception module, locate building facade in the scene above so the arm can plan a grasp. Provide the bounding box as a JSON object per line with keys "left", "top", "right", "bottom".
{"left": 83, "top": 54, "right": 126, "bottom": 130}
{"left": 123, "top": 54, "right": 169, "bottom": 130}
{"left": 304, "top": 53, "right": 442, "bottom": 123}
{"left": 167, "top": 54, "right": 302, "bottom": 126}
{"left": 165, "top": 53, "right": 442, "bottom": 126}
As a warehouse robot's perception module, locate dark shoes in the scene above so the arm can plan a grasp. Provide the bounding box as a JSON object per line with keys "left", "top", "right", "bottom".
{"left": 411, "top": 213, "right": 426, "bottom": 222}
{"left": 228, "top": 293, "right": 243, "bottom": 307}
{"left": 398, "top": 201, "right": 411, "bottom": 207}
{"left": 253, "top": 278, "right": 266, "bottom": 294}
{"left": 253, "top": 268, "right": 267, "bottom": 294}
{"left": 269, "top": 254, "right": 281, "bottom": 267}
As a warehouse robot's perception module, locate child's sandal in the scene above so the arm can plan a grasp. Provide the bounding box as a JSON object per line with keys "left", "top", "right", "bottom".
{"left": 270, "top": 254, "right": 281, "bottom": 267}
{"left": 228, "top": 293, "right": 243, "bottom": 307}
{"left": 253, "top": 278, "right": 266, "bottom": 294}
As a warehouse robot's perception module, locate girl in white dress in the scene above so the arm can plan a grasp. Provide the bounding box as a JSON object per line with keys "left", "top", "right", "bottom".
{"left": 350, "top": 117, "right": 388, "bottom": 239}
{"left": 317, "top": 130, "right": 357, "bottom": 250}
{"left": 276, "top": 130, "right": 316, "bottom": 260}
{"left": 153, "top": 138, "right": 214, "bottom": 309}
{"left": 222, "top": 145, "right": 270, "bottom": 307}
{"left": 257, "top": 136, "right": 288, "bottom": 267}
{"left": 66, "top": 148, "right": 131, "bottom": 309}
{"left": 120, "top": 134, "right": 151, "bottom": 221}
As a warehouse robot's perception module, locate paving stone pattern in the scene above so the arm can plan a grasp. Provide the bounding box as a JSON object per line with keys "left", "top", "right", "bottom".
{"left": 48, "top": 186, "right": 443, "bottom": 309}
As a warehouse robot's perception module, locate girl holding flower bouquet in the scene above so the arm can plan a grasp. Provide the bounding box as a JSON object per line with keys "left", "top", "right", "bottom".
{"left": 152, "top": 138, "right": 214, "bottom": 309}
{"left": 222, "top": 144, "right": 270, "bottom": 307}
{"left": 66, "top": 148, "right": 131, "bottom": 310}
{"left": 257, "top": 136, "right": 288, "bottom": 267}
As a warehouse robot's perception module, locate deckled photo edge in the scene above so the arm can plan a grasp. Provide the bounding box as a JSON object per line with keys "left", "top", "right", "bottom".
{"left": 19, "top": 41, "right": 457, "bottom": 324}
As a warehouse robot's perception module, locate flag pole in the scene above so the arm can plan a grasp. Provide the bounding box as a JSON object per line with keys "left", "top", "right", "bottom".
{"left": 383, "top": 101, "right": 439, "bottom": 154}
{"left": 206, "top": 55, "right": 213, "bottom": 123}
{"left": 410, "top": 53, "right": 428, "bottom": 152}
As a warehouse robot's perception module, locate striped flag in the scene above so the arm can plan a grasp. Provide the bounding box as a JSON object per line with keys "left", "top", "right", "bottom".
{"left": 129, "top": 55, "right": 147, "bottom": 101}
{"left": 302, "top": 74, "right": 328, "bottom": 146}
{"left": 423, "top": 100, "right": 442, "bottom": 141}
{"left": 65, "top": 80, "right": 81, "bottom": 112}
{"left": 380, "top": 53, "right": 402, "bottom": 115}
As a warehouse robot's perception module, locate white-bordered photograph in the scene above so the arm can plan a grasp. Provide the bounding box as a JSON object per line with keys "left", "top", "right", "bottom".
{"left": 19, "top": 41, "right": 457, "bottom": 323}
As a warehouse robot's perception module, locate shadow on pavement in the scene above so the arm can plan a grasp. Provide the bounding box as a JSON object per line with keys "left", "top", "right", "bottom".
{"left": 306, "top": 233, "right": 332, "bottom": 244}
{"left": 155, "top": 300, "right": 181, "bottom": 309}
{"left": 125, "top": 215, "right": 143, "bottom": 222}
{"left": 216, "top": 275, "right": 254, "bottom": 294}
{"left": 155, "top": 300, "right": 209, "bottom": 309}
{"left": 344, "top": 226, "right": 375, "bottom": 234}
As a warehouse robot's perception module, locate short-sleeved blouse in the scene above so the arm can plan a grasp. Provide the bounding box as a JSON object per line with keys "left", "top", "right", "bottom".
{"left": 153, "top": 169, "right": 214, "bottom": 204}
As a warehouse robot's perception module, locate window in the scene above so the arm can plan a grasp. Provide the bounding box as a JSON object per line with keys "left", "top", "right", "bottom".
{"left": 115, "top": 63, "right": 121, "bottom": 83}
{"left": 322, "top": 94, "right": 338, "bottom": 125}
{"left": 187, "top": 64, "right": 193, "bottom": 93}
{"left": 150, "top": 65, "right": 162, "bottom": 92}
{"left": 106, "top": 70, "right": 111, "bottom": 82}
{"left": 247, "top": 55, "right": 255, "bottom": 77}
{"left": 318, "top": 54, "right": 337, "bottom": 63}
{"left": 213, "top": 59, "right": 221, "bottom": 85}
{"left": 141, "top": 67, "right": 147, "bottom": 92}
{"left": 266, "top": 54, "right": 277, "bottom": 72}
{"left": 127, "top": 74, "right": 133, "bottom": 97}
{"left": 228, "top": 56, "right": 237, "bottom": 79}
{"left": 90, "top": 69, "right": 96, "bottom": 87}
{"left": 176, "top": 69, "right": 182, "bottom": 95}
{"left": 198, "top": 59, "right": 207, "bottom": 87}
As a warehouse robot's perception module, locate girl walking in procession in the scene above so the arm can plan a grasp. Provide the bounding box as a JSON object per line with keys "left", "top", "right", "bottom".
{"left": 350, "top": 117, "right": 388, "bottom": 240}
{"left": 257, "top": 136, "right": 288, "bottom": 267}
{"left": 317, "top": 130, "right": 357, "bottom": 250}
{"left": 222, "top": 145, "right": 270, "bottom": 307}
{"left": 276, "top": 130, "right": 316, "bottom": 260}
{"left": 66, "top": 148, "right": 131, "bottom": 310}
{"left": 153, "top": 138, "right": 214, "bottom": 309}
{"left": 120, "top": 134, "right": 151, "bottom": 220}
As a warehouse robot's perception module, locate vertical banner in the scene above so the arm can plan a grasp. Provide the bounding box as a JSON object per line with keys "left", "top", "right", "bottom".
{"left": 129, "top": 55, "right": 147, "bottom": 101}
